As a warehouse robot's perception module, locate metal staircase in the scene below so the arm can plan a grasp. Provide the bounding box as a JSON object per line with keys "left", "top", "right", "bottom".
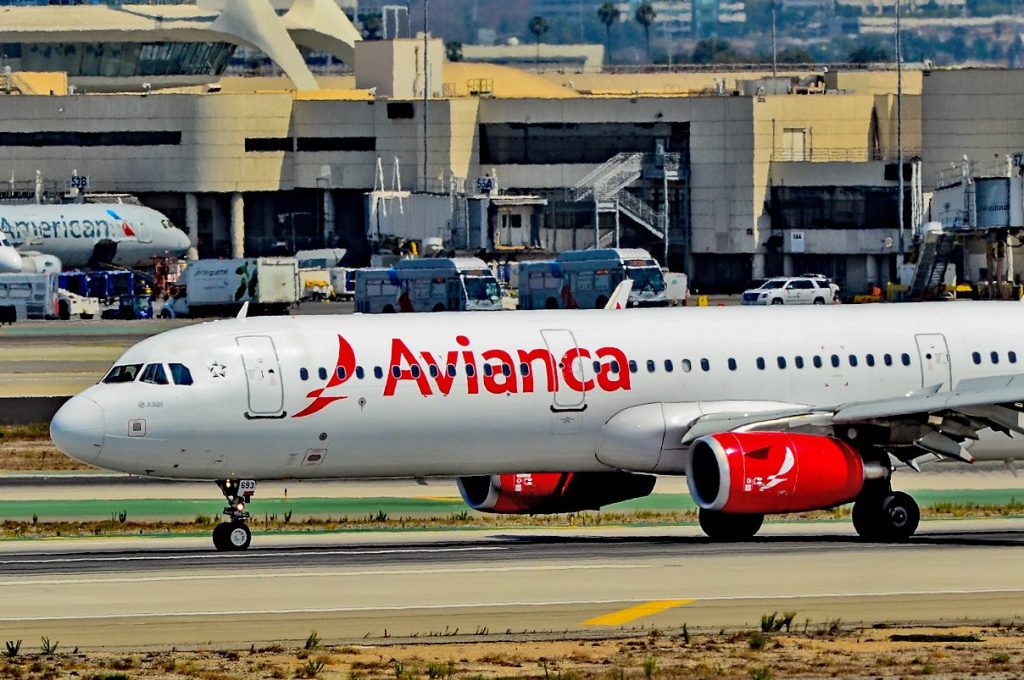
{"left": 572, "top": 152, "right": 672, "bottom": 242}
{"left": 910, "top": 230, "right": 957, "bottom": 300}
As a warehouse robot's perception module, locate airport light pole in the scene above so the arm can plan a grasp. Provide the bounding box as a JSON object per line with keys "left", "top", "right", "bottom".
{"left": 896, "top": 0, "right": 905, "bottom": 271}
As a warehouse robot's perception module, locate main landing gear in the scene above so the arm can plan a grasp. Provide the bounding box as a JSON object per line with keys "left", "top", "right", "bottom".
{"left": 852, "top": 489, "right": 920, "bottom": 542}
{"left": 213, "top": 479, "right": 255, "bottom": 551}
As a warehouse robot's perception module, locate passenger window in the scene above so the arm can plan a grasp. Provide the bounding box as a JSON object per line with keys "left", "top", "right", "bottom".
{"left": 756, "top": 357, "right": 765, "bottom": 370}
{"left": 502, "top": 364, "right": 511, "bottom": 377}
{"left": 336, "top": 366, "right": 348, "bottom": 380}
{"left": 681, "top": 359, "right": 692, "bottom": 373}
{"left": 428, "top": 364, "right": 439, "bottom": 378}
{"left": 795, "top": 356, "right": 804, "bottom": 369}
{"left": 728, "top": 358, "right": 737, "bottom": 371}
{"left": 884, "top": 354, "right": 893, "bottom": 366}
{"left": 102, "top": 363, "right": 143, "bottom": 384}
{"left": 483, "top": 364, "right": 493, "bottom": 377}
{"left": 466, "top": 364, "right": 476, "bottom": 377}
{"left": 777, "top": 356, "right": 786, "bottom": 369}
{"left": 849, "top": 355, "right": 858, "bottom": 367}
{"left": 610, "top": 360, "right": 620, "bottom": 373}
{"left": 140, "top": 363, "right": 168, "bottom": 385}
{"left": 520, "top": 363, "right": 530, "bottom": 376}
{"left": 700, "top": 358, "right": 710, "bottom": 372}
{"left": 593, "top": 361, "right": 601, "bottom": 374}
{"left": 901, "top": 353, "right": 911, "bottom": 366}
{"left": 664, "top": 359, "right": 674, "bottom": 373}
{"left": 447, "top": 364, "right": 457, "bottom": 377}
{"left": 646, "top": 360, "right": 656, "bottom": 373}
{"left": 866, "top": 354, "right": 875, "bottom": 367}
{"left": 813, "top": 355, "right": 822, "bottom": 368}
{"left": 299, "top": 367, "right": 309, "bottom": 381}
{"left": 391, "top": 366, "right": 400, "bottom": 378}
{"left": 831, "top": 354, "right": 840, "bottom": 368}
{"left": 991, "top": 351, "right": 1000, "bottom": 364}
{"left": 1010, "top": 351, "right": 1018, "bottom": 364}
{"left": 356, "top": 366, "right": 365, "bottom": 379}
{"left": 318, "top": 367, "right": 328, "bottom": 380}
{"left": 169, "top": 363, "right": 193, "bottom": 386}
{"left": 410, "top": 365, "right": 422, "bottom": 379}
{"left": 972, "top": 352, "right": 981, "bottom": 365}
{"left": 629, "top": 360, "right": 638, "bottom": 373}
{"left": 374, "top": 366, "right": 384, "bottom": 379}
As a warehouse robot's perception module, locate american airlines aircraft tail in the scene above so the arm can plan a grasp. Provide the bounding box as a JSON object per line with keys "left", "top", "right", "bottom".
{"left": 50, "top": 303, "right": 1024, "bottom": 550}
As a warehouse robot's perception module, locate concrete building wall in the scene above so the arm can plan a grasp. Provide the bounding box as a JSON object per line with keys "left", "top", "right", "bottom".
{"left": 922, "top": 69, "right": 1024, "bottom": 189}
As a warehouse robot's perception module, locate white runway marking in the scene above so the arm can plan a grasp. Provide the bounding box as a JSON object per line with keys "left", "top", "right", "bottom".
{"left": 0, "top": 545, "right": 504, "bottom": 566}
{"left": 2, "top": 588, "right": 1022, "bottom": 623}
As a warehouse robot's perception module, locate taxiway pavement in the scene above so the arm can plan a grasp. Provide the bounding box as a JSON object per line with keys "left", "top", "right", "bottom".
{"left": 1, "top": 521, "right": 1022, "bottom": 650}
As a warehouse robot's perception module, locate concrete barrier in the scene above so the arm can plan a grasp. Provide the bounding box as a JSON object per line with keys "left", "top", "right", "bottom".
{"left": 0, "top": 396, "right": 71, "bottom": 426}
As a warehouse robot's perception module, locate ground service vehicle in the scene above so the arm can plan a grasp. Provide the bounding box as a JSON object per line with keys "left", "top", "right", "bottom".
{"left": 554, "top": 249, "right": 668, "bottom": 309}
{"left": 51, "top": 301, "right": 1024, "bottom": 550}
{"left": 392, "top": 258, "right": 503, "bottom": 312}
{"left": 354, "top": 268, "right": 401, "bottom": 313}
{"left": 517, "top": 261, "right": 563, "bottom": 310}
{"left": 329, "top": 267, "right": 356, "bottom": 301}
{"left": 182, "top": 258, "right": 298, "bottom": 317}
{"left": 742, "top": 276, "right": 840, "bottom": 305}
{"left": 0, "top": 273, "right": 98, "bottom": 320}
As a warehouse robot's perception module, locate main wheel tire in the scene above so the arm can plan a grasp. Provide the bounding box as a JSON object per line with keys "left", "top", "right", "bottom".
{"left": 852, "top": 495, "right": 886, "bottom": 540}
{"left": 881, "top": 491, "right": 920, "bottom": 541}
{"left": 771, "top": 298, "right": 784, "bottom": 305}
{"left": 544, "top": 297, "right": 559, "bottom": 309}
{"left": 813, "top": 297, "right": 825, "bottom": 305}
{"left": 698, "top": 508, "right": 764, "bottom": 541}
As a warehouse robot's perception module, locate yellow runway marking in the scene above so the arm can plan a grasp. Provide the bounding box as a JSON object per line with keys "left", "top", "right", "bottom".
{"left": 584, "top": 599, "right": 694, "bottom": 626}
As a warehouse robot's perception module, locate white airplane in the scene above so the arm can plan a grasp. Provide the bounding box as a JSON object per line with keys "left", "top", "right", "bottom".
{"left": 0, "top": 230, "right": 22, "bottom": 273}
{"left": 0, "top": 203, "right": 190, "bottom": 271}
{"left": 50, "top": 302, "right": 1024, "bottom": 551}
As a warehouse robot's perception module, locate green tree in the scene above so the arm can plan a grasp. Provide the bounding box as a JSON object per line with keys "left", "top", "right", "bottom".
{"left": 358, "top": 11, "right": 383, "bottom": 40}
{"left": 634, "top": 2, "right": 656, "bottom": 62}
{"left": 528, "top": 15, "right": 550, "bottom": 63}
{"left": 848, "top": 40, "right": 889, "bottom": 63}
{"left": 775, "top": 46, "right": 814, "bottom": 64}
{"left": 445, "top": 40, "right": 463, "bottom": 62}
{"left": 691, "top": 37, "right": 739, "bottom": 64}
{"left": 597, "top": 2, "right": 621, "bottom": 57}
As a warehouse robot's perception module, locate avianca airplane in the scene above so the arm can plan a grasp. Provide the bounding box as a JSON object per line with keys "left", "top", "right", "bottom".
{"left": 0, "top": 203, "right": 190, "bottom": 271}
{"left": 50, "top": 299, "right": 1024, "bottom": 551}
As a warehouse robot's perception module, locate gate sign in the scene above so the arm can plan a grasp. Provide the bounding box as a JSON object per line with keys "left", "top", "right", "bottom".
{"left": 68, "top": 175, "right": 89, "bottom": 190}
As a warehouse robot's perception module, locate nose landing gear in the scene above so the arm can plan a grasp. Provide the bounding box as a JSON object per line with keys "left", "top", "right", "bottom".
{"left": 213, "top": 479, "right": 255, "bottom": 551}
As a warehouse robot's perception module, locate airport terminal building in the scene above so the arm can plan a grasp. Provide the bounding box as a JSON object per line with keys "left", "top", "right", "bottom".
{"left": 0, "top": 0, "right": 1020, "bottom": 292}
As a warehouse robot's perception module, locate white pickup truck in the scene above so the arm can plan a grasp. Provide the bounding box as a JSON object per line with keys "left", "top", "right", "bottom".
{"left": 741, "top": 276, "right": 840, "bottom": 306}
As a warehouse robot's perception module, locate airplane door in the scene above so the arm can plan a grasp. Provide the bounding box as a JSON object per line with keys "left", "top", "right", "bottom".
{"left": 915, "top": 333, "right": 952, "bottom": 391}
{"left": 540, "top": 329, "right": 588, "bottom": 410}
{"left": 236, "top": 335, "right": 285, "bottom": 417}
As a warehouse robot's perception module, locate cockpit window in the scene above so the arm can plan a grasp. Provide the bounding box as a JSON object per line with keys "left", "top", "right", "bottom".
{"left": 140, "top": 363, "right": 169, "bottom": 385}
{"left": 102, "top": 364, "right": 143, "bottom": 384}
{"left": 169, "top": 363, "right": 193, "bottom": 386}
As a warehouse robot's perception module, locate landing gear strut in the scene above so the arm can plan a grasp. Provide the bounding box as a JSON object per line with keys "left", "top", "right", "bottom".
{"left": 852, "top": 490, "right": 920, "bottom": 542}
{"left": 698, "top": 508, "right": 764, "bottom": 541}
{"left": 213, "top": 479, "right": 254, "bottom": 551}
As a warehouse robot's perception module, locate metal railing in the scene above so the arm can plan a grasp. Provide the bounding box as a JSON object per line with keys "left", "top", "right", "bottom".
{"left": 614, "top": 189, "right": 663, "bottom": 239}
{"left": 571, "top": 152, "right": 643, "bottom": 202}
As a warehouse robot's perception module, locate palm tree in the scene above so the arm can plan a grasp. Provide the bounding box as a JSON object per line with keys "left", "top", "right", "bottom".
{"left": 634, "top": 3, "right": 656, "bottom": 63}
{"left": 597, "top": 2, "right": 621, "bottom": 57}
{"left": 528, "top": 15, "right": 550, "bottom": 64}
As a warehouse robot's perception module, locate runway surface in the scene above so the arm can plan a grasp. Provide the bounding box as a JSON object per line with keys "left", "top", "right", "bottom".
{"left": 1, "top": 520, "right": 1023, "bottom": 650}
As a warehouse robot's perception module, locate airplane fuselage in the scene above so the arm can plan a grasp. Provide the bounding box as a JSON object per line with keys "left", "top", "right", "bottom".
{"left": 0, "top": 203, "right": 189, "bottom": 269}
{"left": 53, "top": 303, "right": 1024, "bottom": 481}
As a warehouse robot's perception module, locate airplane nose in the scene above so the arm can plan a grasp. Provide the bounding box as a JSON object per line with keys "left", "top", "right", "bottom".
{"left": 171, "top": 229, "right": 191, "bottom": 256}
{"left": 0, "top": 248, "right": 21, "bottom": 273}
{"left": 50, "top": 396, "right": 105, "bottom": 464}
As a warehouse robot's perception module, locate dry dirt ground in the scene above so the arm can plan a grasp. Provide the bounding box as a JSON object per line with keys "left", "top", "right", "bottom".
{"left": 0, "top": 438, "right": 92, "bottom": 471}
{"left": 2, "top": 625, "right": 1024, "bottom": 680}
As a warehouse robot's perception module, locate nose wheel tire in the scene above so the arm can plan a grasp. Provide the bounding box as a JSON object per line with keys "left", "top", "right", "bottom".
{"left": 698, "top": 508, "right": 764, "bottom": 541}
{"left": 852, "top": 491, "right": 919, "bottom": 542}
{"left": 213, "top": 521, "right": 251, "bottom": 551}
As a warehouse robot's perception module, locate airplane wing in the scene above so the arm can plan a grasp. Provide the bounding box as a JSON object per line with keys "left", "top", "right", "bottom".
{"left": 677, "top": 375, "right": 1024, "bottom": 468}
{"left": 604, "top": 279, "right": 634, "bottom": 310}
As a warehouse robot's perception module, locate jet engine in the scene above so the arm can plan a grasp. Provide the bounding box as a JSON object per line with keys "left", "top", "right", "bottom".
{"left": 457, "top": 471, "right": 656, "bottom": 514}
{"left": 686, "top": 432, "right": 888, "bottom": 514}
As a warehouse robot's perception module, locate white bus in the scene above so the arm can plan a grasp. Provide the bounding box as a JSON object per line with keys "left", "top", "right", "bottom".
{"left": 392, "top": 258, "right": 503, "bottom": 312}
{"left": 354, "top": 268, "right": 401, "bottom": 314}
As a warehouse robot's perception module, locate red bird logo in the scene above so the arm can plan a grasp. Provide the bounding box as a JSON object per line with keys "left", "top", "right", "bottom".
{"left": 293, "top": 335, "right": 357, "bottom": 418}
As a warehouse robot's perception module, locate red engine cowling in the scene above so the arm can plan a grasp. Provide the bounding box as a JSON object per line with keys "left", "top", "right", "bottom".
{"left": 685, "top": 432, "right": 871, "bottom": 514}
{"left": 457, "top": 472, "right": 656, "bottom": 514}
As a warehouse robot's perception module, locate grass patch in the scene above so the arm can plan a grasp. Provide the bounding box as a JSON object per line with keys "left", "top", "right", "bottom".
{"left": 0, "top": 422, "right": 50, "bottom": 440}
